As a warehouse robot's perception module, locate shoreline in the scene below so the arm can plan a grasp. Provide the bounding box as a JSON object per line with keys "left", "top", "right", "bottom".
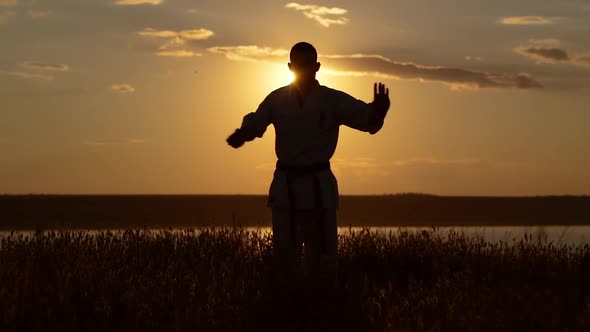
{"left": 2, "top": 194, "right": 589, "bottom": 229}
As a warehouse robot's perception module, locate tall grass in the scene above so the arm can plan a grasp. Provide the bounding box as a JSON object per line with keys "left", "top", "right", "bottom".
{"left": 1, "top": 227, "right": 589, "bottom": 331}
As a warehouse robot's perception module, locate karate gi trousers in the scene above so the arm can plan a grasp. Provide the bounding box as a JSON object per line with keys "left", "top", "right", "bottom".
{"left": 268, "top": 161, "right": 339, "bottom": 287}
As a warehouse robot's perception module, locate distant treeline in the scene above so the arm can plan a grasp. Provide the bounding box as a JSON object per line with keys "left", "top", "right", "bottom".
{"left": 1, "top": 194, "right": 589, "bottom": 230}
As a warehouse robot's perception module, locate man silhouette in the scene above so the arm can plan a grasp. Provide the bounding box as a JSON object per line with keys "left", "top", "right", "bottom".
{"left": 227, "top": 42, "right": 390, "bottom": 288}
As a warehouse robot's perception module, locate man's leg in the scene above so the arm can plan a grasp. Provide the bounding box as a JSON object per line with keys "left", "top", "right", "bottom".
{"left": 271, "top": 207, "right": 303, "bottom": 285}
{"left": 299, "top": 208, "right": 338, "bottom": 288}
{"left": 267, "top": 208, "right": 305, "bottom": 331}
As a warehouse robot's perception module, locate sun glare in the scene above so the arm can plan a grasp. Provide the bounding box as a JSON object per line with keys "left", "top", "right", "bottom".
{"left": 265, "top": 64, "right": 295, "bottom": 88}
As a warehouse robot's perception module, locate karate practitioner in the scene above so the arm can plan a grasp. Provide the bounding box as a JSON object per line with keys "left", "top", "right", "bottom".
{"left": 227, "top": 42, "right": 390, "bottom": 288}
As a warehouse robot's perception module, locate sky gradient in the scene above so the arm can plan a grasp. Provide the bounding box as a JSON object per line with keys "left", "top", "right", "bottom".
{"left": 1, "top": 0, "right": 589, "bottom": 195}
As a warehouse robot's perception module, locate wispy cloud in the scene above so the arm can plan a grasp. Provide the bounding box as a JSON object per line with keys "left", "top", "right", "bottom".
{"left": 525, "top": 38, "right": 561, "bottom": 47}
{"left": 0, "top": 61, "right": 68, "bottom": 81}
{"left": 514, "top": 39, "right": 590, "bottom": 66}
{"left": 575, "top": 54, "right": 590, "bottom": 65}
{"left": 285, "top": 2, "right": 349, "bottom": 27}
{"left": 332, "top": 157, "right": 483, "bottom": 171}
{"left": 323, "top": 54, "right": 543, "bottom": 90}
{"left": 0, "top": 0, "right": 18, "bottom": 7}
{"left": 84, "top": 138, "right": 146, "bottom": 146}
{"left": 516, "top": 47, "right": 569, "bottom": 62}
{"left": 155, "top": 49, "right": 201, "bottom": 57}
{"left": 20, "top": 61, "right": 69, "bottom": 71}
{"left": 111, "top": 83, "right": 136, "bottom": 93}
{"left": 208, "top": 45, "right": 542, "bottom": 90}
{"left": 465, "top": 56, "right": 484, "bottom": 62}
{"left": 499, "top": 16, "right": 553, "bottom": 25}
{"left": 28, "top": 9, "right": 52, "bottom": 19}
{"left": 207, "top": 45, "right": 288, "bottom": 62}
{"left": 0, "top": 70, "right": 53, "bottom": 80}
{"left": 0, "top": 10, "right": 15, "bottom": 23}
{"left": 137, "top": 27, "right": 213, "bottom": 57}
{"left": 138, "top": 28, "right": 214, "bottom": 40}
{"left": 308, "top": 157, "right": 485, "bottom": 178}
{"left": 154, "top": 36, "right": 203, "bottom": 57}
{"left": 113, "top": 0, "right": 162, "bottom": 5}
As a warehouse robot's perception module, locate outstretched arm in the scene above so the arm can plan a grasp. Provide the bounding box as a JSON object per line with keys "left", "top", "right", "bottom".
{"left": 337, "top": 82, "right": 391, "bottom": 134}
{"left": 226, "top": 95, "right": 273, "bottom": 149}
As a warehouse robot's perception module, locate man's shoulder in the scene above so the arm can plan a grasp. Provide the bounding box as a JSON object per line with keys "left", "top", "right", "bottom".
{"left": 318, "top": 85, "right": 354, "bottom": 100}
{"left": 265, "top": 85, "right": 291, "bottom": 99}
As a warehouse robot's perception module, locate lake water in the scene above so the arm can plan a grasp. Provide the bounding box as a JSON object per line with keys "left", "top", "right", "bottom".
{"left": 3, "top": 225, "right": 590, "bottom": 245}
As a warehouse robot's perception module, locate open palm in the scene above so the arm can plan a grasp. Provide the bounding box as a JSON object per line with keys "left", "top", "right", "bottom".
{"left": 373, "top": 82, "right": 390, "bottom": 116}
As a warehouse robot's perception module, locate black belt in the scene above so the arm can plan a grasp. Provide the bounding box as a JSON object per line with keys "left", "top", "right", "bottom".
{"left": 276, "top": 161, "right": 330, "bottom": 254}
{"left": 276, "top": 160, "right": 330, "bottom": 174}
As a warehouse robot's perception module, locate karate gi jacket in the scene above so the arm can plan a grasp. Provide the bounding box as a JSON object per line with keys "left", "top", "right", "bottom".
{"left": 240, "top": 80, "right": 386, "bottom": 210}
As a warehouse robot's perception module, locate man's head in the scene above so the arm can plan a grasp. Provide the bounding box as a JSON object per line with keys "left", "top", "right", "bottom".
{"left": 288, "top": 42, "right": 320, "bottom": 83}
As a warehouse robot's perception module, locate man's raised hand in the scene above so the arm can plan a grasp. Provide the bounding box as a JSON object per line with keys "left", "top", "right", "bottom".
{"left": 373, "top": 82, "right": 390, "bottom": 116}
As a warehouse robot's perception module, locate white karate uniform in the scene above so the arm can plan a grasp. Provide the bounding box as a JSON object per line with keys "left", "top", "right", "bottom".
{"left": 239, "top": 80, "right": 385, "bottom": 283}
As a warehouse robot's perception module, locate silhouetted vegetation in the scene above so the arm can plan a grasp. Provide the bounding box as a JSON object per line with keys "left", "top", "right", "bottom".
{"left": 1, "top": 194, "right": 590, "bottom": 229}
{"left": 1, "top": 227, "right": 589, "bottom": 331}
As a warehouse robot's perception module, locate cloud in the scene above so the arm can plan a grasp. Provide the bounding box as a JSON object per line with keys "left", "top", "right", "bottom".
{"left": 153, "top": 37, "right": 203, "bottom": 57}
{"left": 155, "top": 49, "right": 201, "bottom": 57}
{"left": 526, "top": 38, "right": 561, "bottom": 47}
{"left": 333, "top": 157, "right": 483, "bottom": 170}
{"left": 178, "top": 29, "right": 215, "bottom": 40}
{"left": 113, "top": 0, "right": 162, "bottom": 5}
{"left": 137, "top": 28, "right": 177, "bottom": 38}
{"left": 516, "top": 47, "right": 569, "bottom": 62}
{"left": 111, "top": 83, "right": 136, "bottom": 93}
{"left": 137, "top": 27, "right": 213, "bottom": 57}
{"left": 0, "top": 62, "right": 68, "bottom": 81}
{"left": 575, "top": 54, "right": 590, "bottom": 65}
{"left": 0, "top": 70, "right": 53, "bottom": 80}
{"left": 285, "top": 2, "right": 349, "bottom": 27}
{"left": 499, "top": 16, "right": 553, "bottom": 25}
{"left": 207, "top": 45, "right": 542, "bottom": 90}
{"left": 0, "top": 10, "right": 15, "bottom": 23}
{"left": 20, "top": 61, "right": 69, "bottom": 71}
{"left": 465, "top": 56, "right": 484, "bottom": 62}
{"left": 207, "top": 45, "right": 289, "bottom": 62}
{"left": 328, "top": 157, "right": 486, "bottom": 178}
{"left": 0, "top": 0, "right": 18, "bottom": 7}
{"left": 84, "top": 138, "right": 146, "bottom": 146}
{"left": 514, "top": 39, "right": 590, "bottom": 66}
{"left": 138, "top": 27, "right": 214, "bottom": 40}
{"left": 28, "top": 9, "right": 52, "bottom": 19}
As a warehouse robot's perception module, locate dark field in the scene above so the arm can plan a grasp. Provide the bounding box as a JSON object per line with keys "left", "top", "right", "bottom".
{"left": 1, "top": 227, "right": 590, "bottom": 332}
{"left": 1, "top": 194, "right": 590, "bottom": 230}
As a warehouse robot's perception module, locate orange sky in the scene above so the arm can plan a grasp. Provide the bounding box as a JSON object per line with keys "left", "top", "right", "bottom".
{"left": 1, "top": 0, "right": 589, "bottom": 195}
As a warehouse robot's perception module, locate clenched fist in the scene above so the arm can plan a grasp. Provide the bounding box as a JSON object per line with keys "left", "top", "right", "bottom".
{"left": 226, "top": 129, "right": 246, "bottom": 149}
